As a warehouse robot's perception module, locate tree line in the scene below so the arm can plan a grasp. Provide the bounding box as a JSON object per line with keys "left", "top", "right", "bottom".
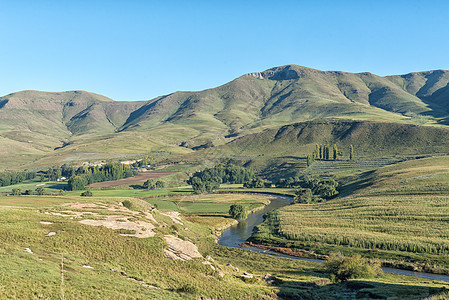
{"left": 0, "top": 171, "right": 36, "bottom": 187}
{"left": 276, "top": 175, "right": 339, "bottom": 200}
{"left": 307, "top": 144, "right": 354, "bottom": 167}
{"left": 68, "top": 163, "right": 137, "bottom": 190}
{"left": 187, "top": 163, "right": 256, "bottom": 194}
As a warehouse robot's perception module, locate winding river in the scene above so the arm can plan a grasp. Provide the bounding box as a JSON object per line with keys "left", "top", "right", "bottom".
{"left": 217, "top": 195, "right": 449, "bottom": 283}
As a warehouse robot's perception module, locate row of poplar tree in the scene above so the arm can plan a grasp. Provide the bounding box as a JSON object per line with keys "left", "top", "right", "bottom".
{"left": 68, "top": 163, "right": 137, "bottom": 190}
{"left": 307, "top": 144, "right": 354, "bottom": 166}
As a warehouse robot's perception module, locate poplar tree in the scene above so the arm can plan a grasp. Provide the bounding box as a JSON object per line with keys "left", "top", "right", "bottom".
{"left": 333, "top": 144, "right": 338, "bottom": 160}
{"left": 325, "top": 145, "right": 330, "bottom": 160}
{"left": 319, "top": 144, "right": 323, "bottom": 159}
{"left": 307, "top": 154, "right": 314, "bottom": 167}
{"left": 350, "top": 144, "right": 354, "bottom": 160}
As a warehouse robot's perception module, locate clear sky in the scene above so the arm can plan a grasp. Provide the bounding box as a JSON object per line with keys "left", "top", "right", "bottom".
{"left": 1, "top": 0, "right": 448, "bottom": 101}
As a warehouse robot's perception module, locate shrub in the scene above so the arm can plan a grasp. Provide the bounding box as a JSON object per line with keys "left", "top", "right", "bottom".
{"left": 122, "top": 200, "right": 133, "bottom": 210}
{"left": 325, "top": 253, "right": 381, "bottom": 282}
{"left": 80, "top": 190, "right": 93, "bottom": 197}
{"left": 229, "top": 204, "right": 247, "bottom": 220}
{"left": 177, "top": 284, "right": 198, "bottom": 294}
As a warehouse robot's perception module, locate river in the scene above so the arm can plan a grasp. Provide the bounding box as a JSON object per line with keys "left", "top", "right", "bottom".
{"left": 217, "top": 195, "right": 449, "bottom": 283}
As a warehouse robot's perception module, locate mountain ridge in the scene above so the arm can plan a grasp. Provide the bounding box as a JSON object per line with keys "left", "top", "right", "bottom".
{"left": 2, "top": 64, "right": 449, "bottom": 169}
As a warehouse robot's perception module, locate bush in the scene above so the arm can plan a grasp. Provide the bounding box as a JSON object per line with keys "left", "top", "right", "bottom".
{"left": 229, "top": 204, "right": 247, "bottom": 220}
{"left": 294, "top": 188, "right": 312, "bottom": 203}
{"left": 325, "top": 253, "right": 381, "bottom": 282}
{"left": 122, "top": 200, "right": 133, "bottom": 210}
{"left": 80, "top": 190, "right": 93, "bottom": 197}
{"left": 177, "top": 284, "right": 198, "bottom": 294}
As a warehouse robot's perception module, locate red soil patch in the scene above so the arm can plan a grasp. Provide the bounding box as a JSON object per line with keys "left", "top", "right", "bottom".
{"left": 87, "top": 172, "right": 174, "bottom": 188}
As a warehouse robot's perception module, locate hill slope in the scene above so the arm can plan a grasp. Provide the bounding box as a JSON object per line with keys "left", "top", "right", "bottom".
{"left": 2, "top": 65, "right": 449, "bottom": 169}
{"left": 214, "top": 119, "right": 449, "bottom": 158}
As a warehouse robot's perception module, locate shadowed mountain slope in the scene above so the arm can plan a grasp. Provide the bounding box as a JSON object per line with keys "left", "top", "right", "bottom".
{"left": 216, "top": 119, "right": 449, "bottom": 158}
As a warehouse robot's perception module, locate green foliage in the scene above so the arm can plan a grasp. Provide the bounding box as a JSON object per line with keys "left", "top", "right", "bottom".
{"left": 67, "top": 162, "right": 137, "bottom": 191}
{"left": 350, "top": 144, "right": 354, "bottom": 160}
{"left": 155, "top": 180, "right": 165, "bottom": 188}
{"left": 188, "top": 163, "right": 254, "bottom": 194}
{"left": 0, "top": 171, "right": 35, "bottom": 187}
{"left": 243, "top": 177, "right": 271, "bottom": 188}
{"left": 306, "top": 154, "right": 314, "bottom": 167}
{"left": 177, "top": 284, "right": 198, "bottom": 294}
{"left": 143, "top": 179, "right": 156, "bottom": 190}
{"left": 80, "top": 190, "right": 93, "bottom": 197}
{"left": 229, "top": 204, "right": 247, "bottom": 220}
{"left": 333, "top": 144, "right": 338, "bottom": 160}
{"left": 293, "top": 188, "right": 313, "bottom": 204}
{"left": 68, "top": 175, "right": 87, "bottom": 191}
{"left": 11, "top": 188, "right": 21, "bottom": 196}
{"left": 325, "top": 253, "right": 381, "bottom": 282}
{"left": 276, "top": 176, "right": 339, "bottom": 199}
{"left": 35, "top": 186, "right": 45, "bottom": 195}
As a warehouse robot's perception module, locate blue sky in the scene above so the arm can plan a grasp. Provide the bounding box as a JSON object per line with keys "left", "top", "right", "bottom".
{"left": 1, "top": 0, "right": 448, "bottom": 101}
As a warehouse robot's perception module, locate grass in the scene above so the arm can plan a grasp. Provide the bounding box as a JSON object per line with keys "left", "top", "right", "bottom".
{"left": 251, "top": 156, "right": 449, "bottom": 274}
{"left": 1, "top": 194, "right": 448, "bottom": 299}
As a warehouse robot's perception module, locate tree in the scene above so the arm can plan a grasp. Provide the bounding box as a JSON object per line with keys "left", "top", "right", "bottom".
{"left": 307, "top": 154, "right": 314, "bottom": 167}
{"left": 143, "top": 179, "right": 156, "bottom": 190}
{"left": 35, "top": 186, "right": 45, "bottom": 195}
{"left": 325, "top": 253, "right": 381, "bottom": 282}
{"left": 155, "top": 180, "right": 165, "bottom": 188}
{"left": 11, "top": 188, "right": 21, "bottom": 196}
{"left": 189, "top": 177, "right": 206, "bottom": 194}
{"left": 80, "top": 190, "right": 93, "bottom": 197}
{"left": 24, "top": 189, "right": 33, "bottom": 195}
{"left": 324, "top": 145, "right": 330, "bottom": 160}
{"left": 229, "top": 204, "right": 247, "bottom": 220}
{"left": 349, "top": 144, "right": 354, "bottom": 160}
{"left": 333, "top": 144, "right": 338, "bottom": 160}
{"left": 68, "top": 175, "right": 87, "bottom": 191}
{"left": 319, "top": 144, "right": 323, "bottom": 160}
{"left": 294, "top": 188, "right": 312, "bottom": 204}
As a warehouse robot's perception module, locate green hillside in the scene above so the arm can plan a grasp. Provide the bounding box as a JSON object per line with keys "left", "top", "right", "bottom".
{"left": 1, "top": 65, "right": 449, "bottom": 169}
{"left": 250, "top": 156, "right": 449, "bottom": 274}
{"left": 216, "top": 119, "right": 449, "bottom": 158}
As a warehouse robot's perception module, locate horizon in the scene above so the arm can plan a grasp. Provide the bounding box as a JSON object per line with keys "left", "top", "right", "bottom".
{"left": 3, "top": 63, "right": 449, "bottom": 101}
{"left": 1, "top": 0, "right": 449, "bottom": 101}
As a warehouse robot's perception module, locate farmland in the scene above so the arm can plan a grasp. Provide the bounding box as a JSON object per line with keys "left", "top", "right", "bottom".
{"left": 251, "top": 156, "right": 449, "bottom": 274}
{"left": 1, "top": 191, "right": 449, "bottom": 299}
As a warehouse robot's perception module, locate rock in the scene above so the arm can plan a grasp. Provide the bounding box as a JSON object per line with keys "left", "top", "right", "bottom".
{"left": 24, "top": 248, "right": 33, "bottom": 254}
{"left": 263, "top": 273, "right": 274, "bottom": 284}
{"left": 206, "top": 255, "right": 214, "bottom": 262}
{"left": 82, "top": 265, "right": 94, "bottom": 269}
{"left": 202, "top": 260, "right": 216, "bottom": 271}
{"left": 40, "top": 221, "right": 53, "bottom": 225}
{"left": 163, "top": 235, "right": 202, "bottom": 261}
{"left": 226, "top": 264, "right": 239, "bottom": 272}
{"left": 218, "top": 271, "right": 225, "bottom": 278}
{"left": 45, "top": 232, "right": 56, "bottom": 237}
{"left": 241, "top": 272, "right": 254, "bottom": 279}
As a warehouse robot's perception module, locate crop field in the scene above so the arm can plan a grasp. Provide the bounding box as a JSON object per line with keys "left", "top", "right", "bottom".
{"left": 251, "top": 156, "right": 449, "bottom": 273}
{"left": 87, "top": 171, "right": 175, "bottom": 187}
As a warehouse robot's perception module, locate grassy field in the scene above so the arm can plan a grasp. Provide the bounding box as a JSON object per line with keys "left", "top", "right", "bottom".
{"left": 251, "top": 156, "right": 449, "bottom": 274}
{"left": 1, "top": 193, "right": 449, "bottom": 299}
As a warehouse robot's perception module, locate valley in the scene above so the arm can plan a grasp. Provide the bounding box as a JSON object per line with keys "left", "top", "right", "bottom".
{"left": 2, "top": 65, "right": 449, "bottom": 299}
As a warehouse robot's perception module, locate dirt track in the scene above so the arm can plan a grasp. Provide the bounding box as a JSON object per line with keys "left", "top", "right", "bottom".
{"left": 87, "top": 172, "right": 174, "bottom": 188}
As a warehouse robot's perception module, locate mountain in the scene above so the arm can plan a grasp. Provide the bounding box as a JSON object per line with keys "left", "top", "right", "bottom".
{"left": 1, "top": 65, "right": 449, "bottom": 169}
{"left": 116, "top": 65, "right": 449, "bottom": 147}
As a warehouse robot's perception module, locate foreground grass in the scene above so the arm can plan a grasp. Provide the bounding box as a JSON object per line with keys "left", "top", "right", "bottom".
{"left": 0, "top": 194, "right": 448, "bottom": 299}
